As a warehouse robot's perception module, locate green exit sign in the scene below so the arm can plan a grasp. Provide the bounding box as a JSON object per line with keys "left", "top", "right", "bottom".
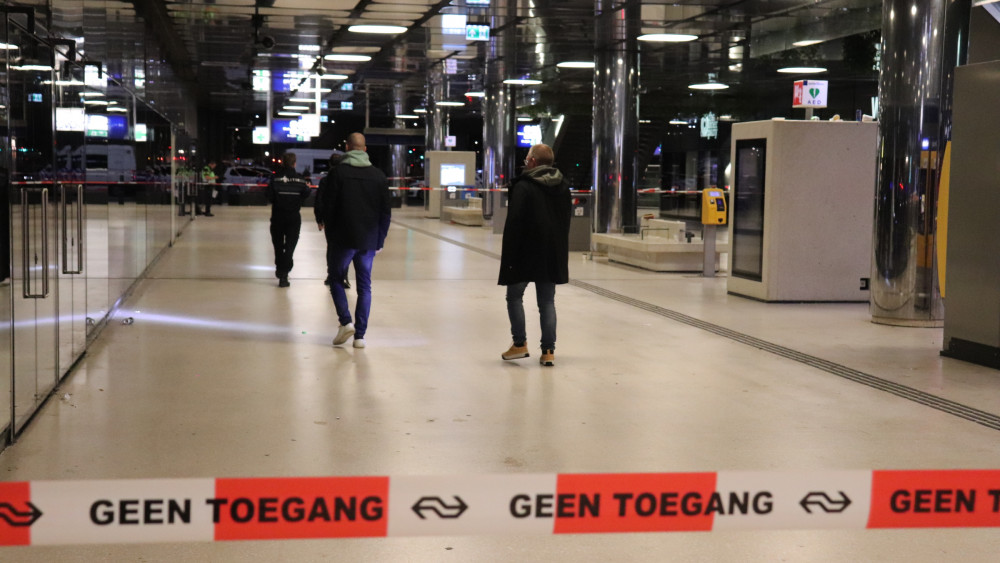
{"left": 466, "top": 25, "right": 490, "bottom": 41}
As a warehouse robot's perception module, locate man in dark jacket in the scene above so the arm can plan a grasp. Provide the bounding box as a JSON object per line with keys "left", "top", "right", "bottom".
{"left": 498, "top": 143, "right": 571, "bottom": 366}
{"left": 266, "top": 152, "right": 311, "bottom": 287}
{"left": 315, "top": 150, "right": 350, "bottom": 288}
{"left": 318, "top": 133, "right": 391, "bottom": 349}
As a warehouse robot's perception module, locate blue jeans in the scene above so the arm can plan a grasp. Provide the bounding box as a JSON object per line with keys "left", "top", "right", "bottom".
{"left": 329, "top": 248, "right": 376, "bottom": 338}
{"left": 506, "top": 282, "right": 556, "bottom": 351}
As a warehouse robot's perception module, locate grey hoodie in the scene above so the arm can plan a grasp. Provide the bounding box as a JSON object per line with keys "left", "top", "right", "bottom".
{"left": 341, "top": 150, "right": 372, "bottom": 168}
{"left": 523, "top": 164, "right": 566, "bottom": 191}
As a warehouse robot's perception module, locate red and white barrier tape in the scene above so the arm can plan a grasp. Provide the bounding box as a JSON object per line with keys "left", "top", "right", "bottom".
{"left": 2, "top": 469, "right": 999, "bottom": 546}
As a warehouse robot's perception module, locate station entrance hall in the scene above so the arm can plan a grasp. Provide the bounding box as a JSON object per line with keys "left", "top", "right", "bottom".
{"left": 2, "top": 0, "right": 1000, "bottom": 560}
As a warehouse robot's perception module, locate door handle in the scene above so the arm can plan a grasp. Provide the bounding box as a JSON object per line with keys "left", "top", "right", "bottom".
{"left": 22, "top": 187, "right": 50, "bottom": 298}
{"left": 61, "top": 182, "right": 83, "bottom": 274}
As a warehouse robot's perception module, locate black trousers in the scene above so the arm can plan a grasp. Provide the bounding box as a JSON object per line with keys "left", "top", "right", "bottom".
{"left": 196, "top": 184, "right": 213, "bottom": 214}
{"left": 270, "top": 214, "right": 302, "bottom": 277}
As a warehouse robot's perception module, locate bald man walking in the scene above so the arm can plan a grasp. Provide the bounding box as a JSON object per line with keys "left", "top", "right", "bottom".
{"left": 498, "top": 143, "right": 571, "bottom": 366}
{"left": 318, "top": 133, "right": 392, "bottom": 349}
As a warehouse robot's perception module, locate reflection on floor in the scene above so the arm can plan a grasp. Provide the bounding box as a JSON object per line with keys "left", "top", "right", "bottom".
{"left": 2, "top": 206, "right": 1000, "bottom": 561}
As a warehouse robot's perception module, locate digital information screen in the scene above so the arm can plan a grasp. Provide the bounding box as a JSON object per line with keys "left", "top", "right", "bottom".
{"left": 440, "top": 163, "right": 465, "bottom": 186}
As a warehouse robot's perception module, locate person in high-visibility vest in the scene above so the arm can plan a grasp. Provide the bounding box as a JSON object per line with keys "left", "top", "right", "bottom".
{"left": 198, "top": 160, "right": 217, "bottom": 216}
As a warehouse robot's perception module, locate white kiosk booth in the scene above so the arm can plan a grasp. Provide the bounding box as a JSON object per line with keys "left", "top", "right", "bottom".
{"left": 424, "top": 150, "right": 478, "bottom": 221}
{"left": 727, "top": 119, "right": 877, "bottom": 301}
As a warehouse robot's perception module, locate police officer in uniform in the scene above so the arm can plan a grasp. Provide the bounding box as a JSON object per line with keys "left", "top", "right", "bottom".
{"left": 266, "top": 153, "right": 311, "bottom": 287}
{"left": 198, "top": 160, "right": 217, "bottom": 216}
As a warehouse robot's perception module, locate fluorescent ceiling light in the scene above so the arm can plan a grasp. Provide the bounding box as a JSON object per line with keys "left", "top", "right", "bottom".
{"left": 777, "top": 66, "right": 827, "bottom": 74}
{"left": 557, "top": 61, "right": 594, "bottom": 69}
{"left": 517, "top": 117, "right": 532, "bottom": 122}
{"left": 80, "top": 92, "right": 104, "bottom": 97}
{"left": 12, "top": 64, "right": 53, "bottom": 71}
{"left": 414, "top": 108, "right": 427, "bottom": 113}
{"left": 324, "top": 54, "right": 372, "bottom": 62}
{"left": 792, "top": 40, "right": 822, "bottom": 47}
{"left": 278, "top": 111, "right": 303, "bottom": 116}
{"left": 396, "top": 114, "right": 419, "bottom": 119}
{"left": 669, "top": 119, "right": 688, "bottom": 125}
{"left": 288, "top": 98, "right": 314, "bottom": 103}
{"left": 84, "top": 100, "right": 109, "bottom": 105}
{"left": 348, "top": 25, "right": 407, "bottom": 34}
{"left": 436, "top": 101, "right": 465, "bottom": 107}
{"left": 284, "top": 105, "right": 310, "bottom": 111}
{"left": 299, "top": 45, "right": 321, "bottom": 52}
{"left": 464, "top": 91, "right": 486, "bottom": 98}
{"left": 688, "top": 82, "right": 729, "bottom": 90}
{"left": 318, "top": 74, "right": 349, "bottom": 80}
{"left": 638, "top": 34, "right": 697, "bottom": 43}
{"left": 0, "top": 43, "right": 18, "bottom": 49}
{"left": 107, "top": 107, "right": 128, "bottom": 113}
{"left": 503, "top": 78, "right": 542, "bottom": 85}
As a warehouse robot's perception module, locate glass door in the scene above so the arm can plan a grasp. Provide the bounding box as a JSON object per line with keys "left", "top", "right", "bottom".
{"left": 0, "top": 22, "right": 11, "bottom": 440}
{"left": 5, "top": 17, "right": 59, "bottom": 434}
{"left": 54, "top": 63, "right": 88, "bottom": 371}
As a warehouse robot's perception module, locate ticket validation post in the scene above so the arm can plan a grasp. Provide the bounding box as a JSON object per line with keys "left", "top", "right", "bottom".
{"left": 701, "top": 189, "right": 727, "bottom": 277}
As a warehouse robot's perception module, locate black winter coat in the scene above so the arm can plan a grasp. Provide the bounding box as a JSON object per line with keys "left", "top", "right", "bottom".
{"left": 317, "top": 155, "right": 391, "bottom": 250}
{"left": 498, "top": 165, "right": 572, "bottom": 285}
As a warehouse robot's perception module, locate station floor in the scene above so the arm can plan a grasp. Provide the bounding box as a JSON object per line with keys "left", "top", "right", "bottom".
{"left": 2, "top": 205, "right": 1000, "bottom": 561}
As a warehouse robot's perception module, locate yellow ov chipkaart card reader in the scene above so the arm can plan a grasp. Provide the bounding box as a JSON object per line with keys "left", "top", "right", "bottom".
{"left": 701, "top": 189, "right": 727, "bottom": 225}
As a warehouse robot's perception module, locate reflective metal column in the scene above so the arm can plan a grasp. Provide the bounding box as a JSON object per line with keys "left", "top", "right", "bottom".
{"left": 482, "top": 0, "right": 517, "bottom": 221}
{"left": 391, "top": 84, "right": 408, "bottom": 188}
{"left": 592, "top": 0, "right": 640, "bottom": 236}
{"left": 426, "top": 64, "right": 446, "bottom": 151}
{"left": 871, "top": 0, "right": 969, "bottom": 326}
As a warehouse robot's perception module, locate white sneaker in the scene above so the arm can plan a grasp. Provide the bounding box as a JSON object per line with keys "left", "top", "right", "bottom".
{"left": 353, "top": 338, "right": 366, "bottom": 349}
{"left": 333, "top": 323, "right": 355, "bottom": 345}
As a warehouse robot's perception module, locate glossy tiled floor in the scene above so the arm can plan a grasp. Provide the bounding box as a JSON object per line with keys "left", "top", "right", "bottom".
{"left": 2, "top": 206, "right": 1000, "bottom": 561}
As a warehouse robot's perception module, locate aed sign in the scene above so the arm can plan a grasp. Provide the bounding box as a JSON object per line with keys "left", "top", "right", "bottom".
{"left": 793, "top": 80, "right": 828, "bottom": 109}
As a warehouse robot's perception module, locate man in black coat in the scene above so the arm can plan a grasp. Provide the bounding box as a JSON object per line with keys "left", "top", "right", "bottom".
{"left": 266, "top": 152, "right": 311, "bottom": 287}
{"left": 315, "top": 150, "right": 350, "bottom": 288}
{"left": 318, "top": 133, "right": 391, "bottom": 349}
{"left": 498, "top": 143, "right": 572, "bottom": 366}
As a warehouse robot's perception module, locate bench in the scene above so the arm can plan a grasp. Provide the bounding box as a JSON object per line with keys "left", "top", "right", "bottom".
{"left": 443, "top": 196, "right": 484, "bottom": 226}
{"left": 591, "top": 232, "right": 729, "bottom": 272}
{"left": 640, "top": 218, "right": 688, "bottom": 241}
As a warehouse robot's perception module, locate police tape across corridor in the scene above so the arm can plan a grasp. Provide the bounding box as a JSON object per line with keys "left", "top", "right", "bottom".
{"left": 2, "top": 469, "right": 1000, "bottom": 546}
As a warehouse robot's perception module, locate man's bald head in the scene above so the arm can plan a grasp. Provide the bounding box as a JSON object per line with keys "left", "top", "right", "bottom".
{"left": 525, "top": 144, "right": 555, "bottom": 169}
{"left": 347, "top": 133, "right": 366, "bottom": 151}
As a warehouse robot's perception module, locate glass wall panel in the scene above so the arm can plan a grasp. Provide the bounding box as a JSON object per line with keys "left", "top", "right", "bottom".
{"left": 54, "top": 62, "right": 88, "bottom": 372}
{"left": 4, "top": 16, "right": 60, "bottom": 434}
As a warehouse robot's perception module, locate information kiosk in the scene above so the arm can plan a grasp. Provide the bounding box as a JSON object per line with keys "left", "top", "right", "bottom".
{"left": 727, "top": 119, "right": 877, "bottom": 301}
{"left": 424, "top": 151, "right": 477, "bottom": 219}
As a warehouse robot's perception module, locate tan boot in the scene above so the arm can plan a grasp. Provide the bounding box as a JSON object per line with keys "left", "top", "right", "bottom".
{"left": 539, "top": 349, "right": 555, "bottom": 366}
{"left": 502, "top": 343, "right": 529, "bottom": 360}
